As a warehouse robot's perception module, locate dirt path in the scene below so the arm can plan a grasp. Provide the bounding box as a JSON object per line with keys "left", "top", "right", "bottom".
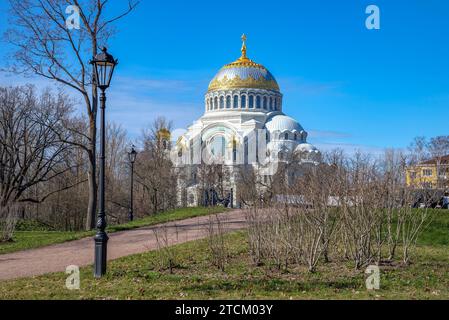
{"left": 0, "top": 209, "right": 247, "bottom": 281}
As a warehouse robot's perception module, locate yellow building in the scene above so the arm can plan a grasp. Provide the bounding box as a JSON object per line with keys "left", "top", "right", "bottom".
{"left": 406, "top": 155, "right": 449, "bottom": 189}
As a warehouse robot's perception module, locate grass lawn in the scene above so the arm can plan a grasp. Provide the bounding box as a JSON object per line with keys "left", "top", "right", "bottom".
{"left": 0, "top": 210, "right": 448, "bottom": 299}
{"left": 0, "top": 206, "right": 227, "bottom": 255}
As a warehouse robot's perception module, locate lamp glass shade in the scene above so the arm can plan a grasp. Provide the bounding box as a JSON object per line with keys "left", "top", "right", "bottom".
{"left": 91, "top": 47, "right": 117, "bottom": 90}
{"left": 128, "top": 147, "right": 137, "bottom": 163}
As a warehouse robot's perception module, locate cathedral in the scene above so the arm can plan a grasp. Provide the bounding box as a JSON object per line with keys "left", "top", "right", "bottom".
{"left": 172, "top": 35, "right": 320, "bottom": 207}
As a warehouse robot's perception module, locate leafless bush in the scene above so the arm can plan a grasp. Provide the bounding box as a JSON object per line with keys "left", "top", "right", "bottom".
{"left": 152, "top": 224, "right": 179, "bottom": 273}
{"left": 401, "top": 204, "right": 430, "bottom": 265}
{"left": 207, "top": 214, "right": 229, "bottom": 271}
{"left": 241, "top": 148, "right": 431, "bottom": 273}
{"left": 245, "top": 206, "right": 267, "bottom": 266}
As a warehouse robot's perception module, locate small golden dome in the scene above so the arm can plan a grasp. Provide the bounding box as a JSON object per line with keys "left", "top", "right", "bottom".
{"left": 207, "top": 34, "right": 280, "bottom": 92}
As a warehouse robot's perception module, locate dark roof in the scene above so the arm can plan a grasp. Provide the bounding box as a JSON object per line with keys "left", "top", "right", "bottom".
{"left": 421, "top": 154, "right": 449, "bottom": 165}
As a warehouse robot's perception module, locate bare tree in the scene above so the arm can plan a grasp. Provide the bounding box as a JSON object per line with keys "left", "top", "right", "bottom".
{"left": 4, "top": 0, "right": 139, "bottom": 230}
{"left": 428, "top": 136, "right": 449, "bottom": 188}
{"left": 407, "top": 136, "right": 429, "bottom": 165}
{"left": 0, "top": 86, "right": 78, "bottom": 238}
{"left": 105, "top": 122, "right": 129, "bottom": 223}
{"left": 0, "top": 86, "right": 77, "bottom": 205}
{"left": 135, "top": 117, "right": 177, "bottom": 214}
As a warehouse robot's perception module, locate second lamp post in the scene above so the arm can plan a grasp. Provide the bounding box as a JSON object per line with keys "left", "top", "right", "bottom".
{"left": 128, "top": 146, "right": 137, "bottom": 221}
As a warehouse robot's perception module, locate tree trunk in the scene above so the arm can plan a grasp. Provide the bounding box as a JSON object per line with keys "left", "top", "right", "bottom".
{"left": 85, "top": 124, "right": 97, "bottom": 231}
{"left": 85, "top": 49, "right": 98, "bottom": 231}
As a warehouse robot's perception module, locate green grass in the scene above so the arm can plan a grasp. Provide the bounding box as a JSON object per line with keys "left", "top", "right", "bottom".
{"left": 417, "top": 209, "right": 449, "bottom": 246}
{"left": 0, "top": 210, "right": 448, "bottom": 300}
{"left": 0, "top": 206, "right": 227, "bottom": 255}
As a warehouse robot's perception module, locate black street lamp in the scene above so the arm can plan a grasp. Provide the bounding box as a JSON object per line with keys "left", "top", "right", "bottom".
{"left": 90, "top": 47, "right": 118, "bottom": 278}
{"left": 127, "top": 145, "right": 138, "bottom": 221}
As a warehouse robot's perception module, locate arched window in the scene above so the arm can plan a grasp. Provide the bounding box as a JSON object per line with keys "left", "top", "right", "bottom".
{"left": 294, "top": 133, "right": 297, "bottom": 140}
{"left": 233, "top": 95, "right": 238, "bottom": 108}
{"left": 263, "top": 97, "right": 267, "bottom": 109}
{"left": 219, "top": 96, "right": 224, "bottom": 109}
{"left": 274, "top": 98, "right": 278, "bottom": 110}
{"left": 269, "top": 97, "right": 273, "bottom": 110}
{"left": 241, "top": 95, "right": 246, "bottom": 108}
{"left": 210, "top": 135, "right": 225, "bottom": 159}
{"left": 214, "top": 97, "right": 218, "bottom": 109}
{"left": 226, "top": 96, "right": 231, "bottom": 108}
{"left": 284, "top": 132, "right": 289, "bottom": 140}
{"left": 249, "top": 95, "right": 254, "bottom": 108}
{"left": 266, "top": 131, "right": 270, "bottom": 142}
{"left": 256, "top": 96, "right": 261, "bottom": 109}
{"left": 210, "top": 98, "right": 213, "bottom": 110}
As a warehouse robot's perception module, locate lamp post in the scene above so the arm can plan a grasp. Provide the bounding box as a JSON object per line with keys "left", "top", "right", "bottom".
{"left": 90, "top": 47, "right": 118, "bottom": 278}
{"left": 127, "top": 145, "right": 137, "bottom": 221}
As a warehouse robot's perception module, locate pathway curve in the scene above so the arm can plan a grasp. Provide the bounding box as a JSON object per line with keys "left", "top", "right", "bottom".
{"left": 0, "top": 209, "right": 247, "bottom": 281}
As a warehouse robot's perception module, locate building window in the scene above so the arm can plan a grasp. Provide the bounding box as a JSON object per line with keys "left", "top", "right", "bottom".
{"left": 438, "top": 167, "right": 449, "bottom": 177}
{"left": 422, "top": 182, "right": 432, "bottom": 188}
{"left": 249, "top": 95, "right": 254, "bottom": 108}
{"left": 226, "top": 95, "right": 231, "bottom": 108}
{"left": 266, "top": 131, "right": 270, "bottom": 143}
{"left": 410, "top": 171, "right": 417, "bottom": 179}
{"left": 284, "top": 132, "right": 289, "bottom": 140}
{"left": 241, "top": 95, "right": 246, "bottom": 108}
{"left": 294, "top": 133, "right": 297, "bottom": 140}
{"left": 244, "top": 136, "right": 248, "bottom": 164}
{"left": 269, "top": 97, "right": 273, "bottom": 110}
{"left": 214, "top": 97, "right": 218, "bottom": 109}
{"left": 256, "top": 96, "right": 261, "bottom": 108}
{"left": 210, "top": 135, "right": 225, "bottom": 158}
{"left": 263, "top": 96, "right": 267, "bottom": 109}
{"left": 219, "top": 96, "right": 224, "bottom": 109}
{"left": 423, "top": 169, "right": 433, "bottom": 177}
{"left": 233, "top": 95, "right": 238, "bottom": 108}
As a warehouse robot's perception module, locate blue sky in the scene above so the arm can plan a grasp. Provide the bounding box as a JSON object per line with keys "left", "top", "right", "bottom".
{"left": 1, "top": 0, "right": 448, "bottom": 153}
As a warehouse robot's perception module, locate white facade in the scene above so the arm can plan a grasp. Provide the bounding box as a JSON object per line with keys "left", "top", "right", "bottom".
{"left": 173, "top": 36, "right": 320, "bottom": 207}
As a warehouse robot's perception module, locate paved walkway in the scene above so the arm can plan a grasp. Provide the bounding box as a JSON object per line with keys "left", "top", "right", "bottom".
{"left": 0, "top": 210, "right": 247, "bottom": 281}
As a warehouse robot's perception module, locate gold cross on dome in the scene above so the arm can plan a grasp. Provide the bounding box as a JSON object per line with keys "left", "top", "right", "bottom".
{"left": 240, "top": 34, "right": 247, "bottom": 59}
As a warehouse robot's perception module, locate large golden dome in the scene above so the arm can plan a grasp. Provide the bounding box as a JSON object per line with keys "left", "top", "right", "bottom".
{"left": 207, "top": 35, "right": 280, "bottom": 92}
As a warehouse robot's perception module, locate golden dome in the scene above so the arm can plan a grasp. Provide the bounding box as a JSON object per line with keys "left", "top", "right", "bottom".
{"left": 207, "top": 35, "right": 280, "bottom": 92}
